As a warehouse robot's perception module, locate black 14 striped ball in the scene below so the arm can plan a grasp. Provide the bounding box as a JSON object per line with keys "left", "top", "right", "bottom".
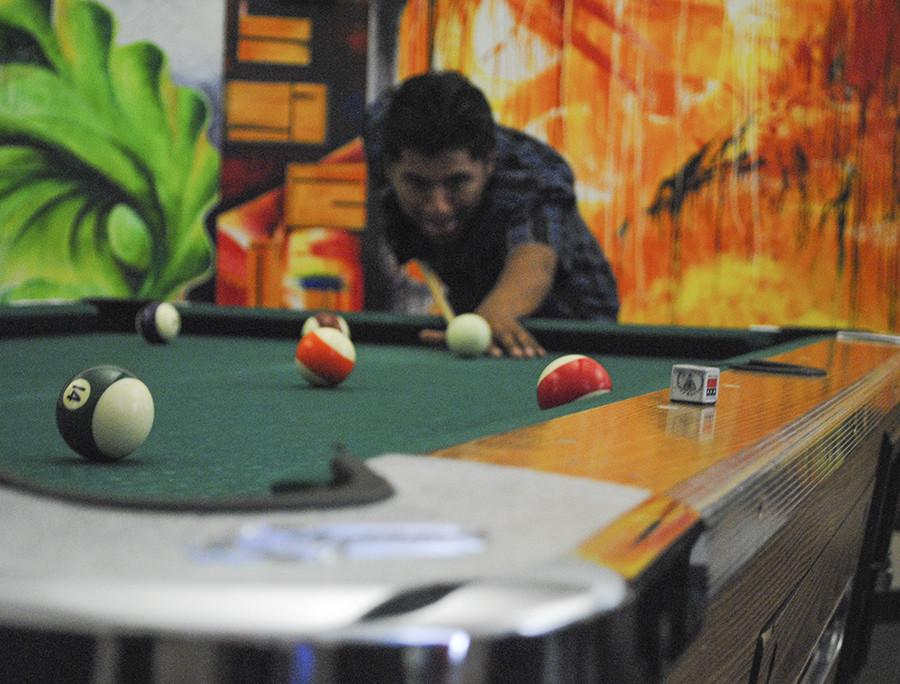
{"left": 56, "top": 365, "right": 155, "bottom": 462}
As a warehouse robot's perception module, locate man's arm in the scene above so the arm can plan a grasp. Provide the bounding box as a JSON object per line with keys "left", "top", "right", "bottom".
{"left": 417, "top": 243, "right": 555, "bottom": 357}
{"left": 476, "top": 242, "right": 556, "bottom": 357}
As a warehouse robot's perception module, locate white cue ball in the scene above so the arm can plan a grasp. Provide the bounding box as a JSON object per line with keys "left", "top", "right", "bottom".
{"left": 445, "top": 313, "right": 492, "bottom": 358}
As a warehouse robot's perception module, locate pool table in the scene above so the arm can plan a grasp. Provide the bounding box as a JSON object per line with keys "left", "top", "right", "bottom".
{"left": 1, "top": 300, "right": 899, "bottom": 684}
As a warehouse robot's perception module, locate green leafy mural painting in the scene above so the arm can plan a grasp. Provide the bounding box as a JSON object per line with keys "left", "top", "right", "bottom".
{"left": 0, "top": 0, "right": 219, "bottom": 302}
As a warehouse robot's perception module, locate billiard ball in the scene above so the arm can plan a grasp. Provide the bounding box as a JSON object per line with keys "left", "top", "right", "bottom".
{"left": 445, "top": 313, "right": 492, "bottom": 357}
{"left": 295, "top": 327, "right": 356, "bottom": 387}
{"left": 136, "top": 301, "right": 181, "bottom": 343}
{"left": 301, "top": 311, "right": 351, "bottom": 339}
{"left": 536, "top": 354, "right": 612, "bottom": 410}
{"left": 56, "top": 365, "right": 155, "bottom": 461}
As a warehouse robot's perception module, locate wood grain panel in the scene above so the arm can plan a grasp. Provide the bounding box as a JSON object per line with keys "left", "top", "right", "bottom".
{"left": 766, "top": 493, "right": 865, "bottom": 684}
{"left": 433, "top": 340, "right": 898, "bottom": 497}
{"left": 433, "top": 339, "right": 900, "bottom": 577}
{"left": 665, "top": 426, "right": 881, "bottom": 683}
{"left": 433, "top": 336, "right": 900, "bottom": 678}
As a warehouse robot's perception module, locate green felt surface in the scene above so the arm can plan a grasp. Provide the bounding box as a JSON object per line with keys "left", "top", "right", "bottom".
{"left": 2, "top": 332, "right": 700, "bottom": 502}
{"left": 0, "top": 302, "right": 831, "bottom": 505}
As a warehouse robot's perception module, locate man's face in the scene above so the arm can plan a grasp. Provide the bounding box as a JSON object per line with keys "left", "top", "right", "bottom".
{"left": 386, "top": 148, "right": 494, "bottom": 245}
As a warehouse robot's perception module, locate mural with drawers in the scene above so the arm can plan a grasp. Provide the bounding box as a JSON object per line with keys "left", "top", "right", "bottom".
{"left": 0, "top": 0, "right": 896, "bottom": 334}
{"left": 216, "top": 0, "right": 367, "bottom": 312}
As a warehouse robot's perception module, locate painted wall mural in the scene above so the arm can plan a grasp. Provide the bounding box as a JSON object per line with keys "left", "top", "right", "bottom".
{"left": 393, "top": 0, "right": 899, "bottom": 332}
{"left": 0, "top": 0, "right": 219, "bottom": 302}
{"left": 215, "top": 0, "right": 368, "bottom": 312}
{"left": 0, "top": 0, "right": 895, "bottom": 334}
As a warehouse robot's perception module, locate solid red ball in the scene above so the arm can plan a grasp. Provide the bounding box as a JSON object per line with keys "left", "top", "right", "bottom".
{"left": 536, "top": 354, "right": 612, "bottom": 410}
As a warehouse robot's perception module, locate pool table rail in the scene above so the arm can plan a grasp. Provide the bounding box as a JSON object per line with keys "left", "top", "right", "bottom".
{"left": 0, "top": 297, "right": 835, "bottom": 359}
{"left": 434, "top": 334, "right": 900, "bottom": 682}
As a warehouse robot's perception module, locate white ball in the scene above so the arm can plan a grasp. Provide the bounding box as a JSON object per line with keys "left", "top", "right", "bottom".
{"left": 153, "top": 302, "right": 181, "bottom": 340}
{"left": 92, "top": 377, "right": 155, "bottom": 458}
{"left": 446, "top": 313, "right": 492, "bottom": 357}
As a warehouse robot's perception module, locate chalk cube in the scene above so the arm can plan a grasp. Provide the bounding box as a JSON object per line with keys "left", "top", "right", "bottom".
{"left": 670, "top": 365, "right": 720, "bottom": 404}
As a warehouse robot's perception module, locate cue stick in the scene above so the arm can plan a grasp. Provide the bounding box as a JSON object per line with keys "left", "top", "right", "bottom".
{"left": 416, "top": 260, "right": 455, "bottom": 322}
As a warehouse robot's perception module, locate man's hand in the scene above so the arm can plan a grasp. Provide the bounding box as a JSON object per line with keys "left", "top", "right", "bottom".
{"left": 477, "top": 242, "right": 555, "bottom": 357}
{"left": 418, "top": 243, "right": 556, "bottom": 358}
{"left": 477, "top": 310, "right": 545, "bottom": 358}
{"left": 417, "top": 316, "right": 545, "bottom": 357}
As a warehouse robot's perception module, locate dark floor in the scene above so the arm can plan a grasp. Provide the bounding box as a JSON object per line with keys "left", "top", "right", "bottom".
{"left": 854, "top": 532, "right": 900, "bottom": 684}
{"left": 855, "top": 621, "right": 900, "bottom": 683}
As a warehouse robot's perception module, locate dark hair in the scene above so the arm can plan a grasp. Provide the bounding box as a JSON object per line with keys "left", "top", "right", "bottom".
{"left": 381, "top": 71, "right": 496, "bottom": 162}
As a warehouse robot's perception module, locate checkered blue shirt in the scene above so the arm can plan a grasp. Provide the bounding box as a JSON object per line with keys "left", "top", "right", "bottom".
{"left": 365, "top": 118, "right": 620, "bottom": 321}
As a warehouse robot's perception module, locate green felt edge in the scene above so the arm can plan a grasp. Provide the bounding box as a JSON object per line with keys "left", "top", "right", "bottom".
{"left": 0, "top": 301, "right": 99, "bottom": 337}
{"left": 6, "top": 297, "right": 834, "bottom": 357}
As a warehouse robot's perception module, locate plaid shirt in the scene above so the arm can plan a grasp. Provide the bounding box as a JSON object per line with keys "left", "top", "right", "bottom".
{"left": 365, "top": 117, "right": 619, "bottom": 321}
